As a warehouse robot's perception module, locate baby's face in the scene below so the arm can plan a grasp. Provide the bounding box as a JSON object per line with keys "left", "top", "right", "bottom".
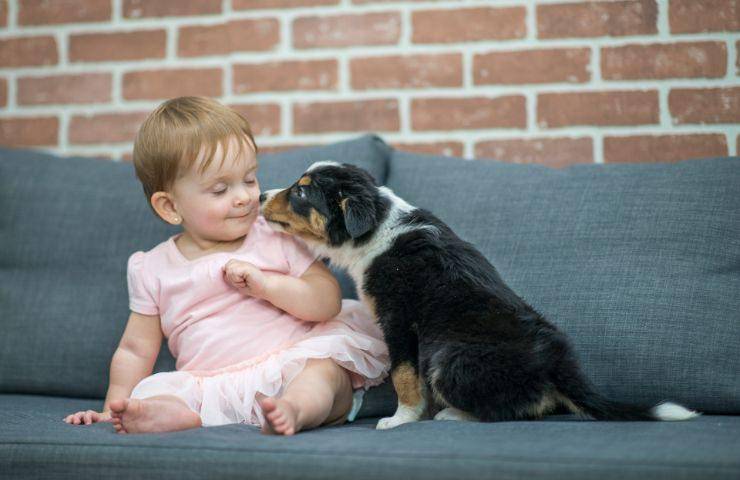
{"left": 171, "top": 135, "right": 260, "bottom": 243}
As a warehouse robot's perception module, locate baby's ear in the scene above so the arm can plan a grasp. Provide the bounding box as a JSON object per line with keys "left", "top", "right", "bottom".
{"left": 150, "top": 191, "right": 179, "bottom": 225}
{"left": 340, "top": 195, "right": 377, "bottom": 239}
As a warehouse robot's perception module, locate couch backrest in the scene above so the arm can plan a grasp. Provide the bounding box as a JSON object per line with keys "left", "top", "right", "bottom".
{"left": 0, "top": 135, "right": 389, "bottom": 399}
{"left": 385, "top": 150, "right": 740, "bottom": 414}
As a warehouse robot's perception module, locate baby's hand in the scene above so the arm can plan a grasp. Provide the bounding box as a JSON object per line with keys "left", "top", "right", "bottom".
{"left": 64, "top": 409, "right": 112, "bottom": 425}
{"left": 223, "top": 259, "right": 271, "bottom": 299}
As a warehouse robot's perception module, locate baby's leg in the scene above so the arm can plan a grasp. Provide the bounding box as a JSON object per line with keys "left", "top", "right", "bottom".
{"left": 109, "top": 395, "right": 201, "bottom": 434}
{"left": 260, "top": 358, "right": 353, "bottom": 435}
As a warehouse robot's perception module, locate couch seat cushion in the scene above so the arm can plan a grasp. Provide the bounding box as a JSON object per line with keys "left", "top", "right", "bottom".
{"left": 1, "top": 395, "right": 739, "bottom": 480}
{"left": 386, "top": 152, "right": 740, "bottom": 414}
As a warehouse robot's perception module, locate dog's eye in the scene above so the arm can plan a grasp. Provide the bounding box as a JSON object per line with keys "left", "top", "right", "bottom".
{"left": 297, "top": 187, "right": 307, "bottom": 199}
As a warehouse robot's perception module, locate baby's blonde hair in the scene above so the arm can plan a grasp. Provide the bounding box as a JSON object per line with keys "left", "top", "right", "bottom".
{"left": 132, "top": 96, "right": 258, "bottom": 216}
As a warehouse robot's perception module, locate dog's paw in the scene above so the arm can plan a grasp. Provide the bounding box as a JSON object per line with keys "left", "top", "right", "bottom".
{"left": 433, "top": 407, "right": 478, "bottom": 422}
{"left": 376, "top": 415, "right": 416, "bottom": 430}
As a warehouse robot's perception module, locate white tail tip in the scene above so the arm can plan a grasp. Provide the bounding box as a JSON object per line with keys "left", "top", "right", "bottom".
{"left": 652, "top": 402, "right": 701, "bottom": 421}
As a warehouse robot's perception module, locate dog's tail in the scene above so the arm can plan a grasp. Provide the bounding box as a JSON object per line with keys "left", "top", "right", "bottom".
{"left": 554, "top": 361, "right": 700, "bottom": 421}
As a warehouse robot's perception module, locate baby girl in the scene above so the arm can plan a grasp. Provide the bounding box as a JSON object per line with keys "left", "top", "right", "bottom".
{"left": 63, "top": 96, "right": 389, "bottom": 435}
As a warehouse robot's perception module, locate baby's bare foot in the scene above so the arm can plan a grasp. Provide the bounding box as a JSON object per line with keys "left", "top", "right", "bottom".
{"left": 109, "top": 397, "right": 201, "bottom": 434}
{"left": 260, "top": 397, "right": 299, "bottom": 436}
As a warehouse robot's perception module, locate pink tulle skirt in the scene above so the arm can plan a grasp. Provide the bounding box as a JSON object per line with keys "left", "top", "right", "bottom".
{"left": 130, "top": 300, "right": 389, "bottom": 427}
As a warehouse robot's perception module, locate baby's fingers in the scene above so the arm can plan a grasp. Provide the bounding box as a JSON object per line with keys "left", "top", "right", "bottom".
{"left": 66, "top": 412, "right": 82, "bottom": 425}
{"left": 83, "top": 411, "right": 95, "bottom": 425}
{"left": 64, "top": 411, "right": 92, "bottom": 425}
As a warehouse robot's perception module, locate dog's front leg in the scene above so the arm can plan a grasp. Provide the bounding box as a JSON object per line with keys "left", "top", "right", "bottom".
{"left": 377, "top": 323, "right": 426, "bottom": 430}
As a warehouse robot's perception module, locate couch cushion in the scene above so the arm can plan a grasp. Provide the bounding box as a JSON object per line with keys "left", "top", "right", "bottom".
{"left": 385, "top": 151, "right": 740, "bottom": 414}
{"left": 0, "top": 135, "right": 389, "bottom": 399}
{"left": 1, "top": 394, "right": 739, "bottom": 480}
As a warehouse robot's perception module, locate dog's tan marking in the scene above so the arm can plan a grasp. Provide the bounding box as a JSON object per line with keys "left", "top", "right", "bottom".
{"left": 392, "top": 362, "right": 423, "bottom": 407}
{"left": 309, "top": 208, "right": 326, "bottom": 236}
{"left": 555, "top": 391, "right": 582, "bottom": 415}
{"left": 340, "top": 197, "right": 348, "bottom": 213}
{"left": 262, "top": 189, "right": 291, "bottom": 219}
{"left": 262, "top": 188, "right": 327, "bottom": 242}
{"left": 521, "top": 392, "right": 559, "bottom": 419}
{"left": 428, "top": 366, "right": 451, "bottom": 408}
{"left": 298, "top": 176, "right": 312, "bottom": 186}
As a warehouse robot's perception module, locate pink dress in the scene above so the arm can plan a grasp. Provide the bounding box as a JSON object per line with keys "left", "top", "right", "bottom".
{"left": 127, "top": 215, "right": 389, "bottom": 427}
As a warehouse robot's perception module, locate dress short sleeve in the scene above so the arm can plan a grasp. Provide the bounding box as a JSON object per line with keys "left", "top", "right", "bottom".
{"left": 127, "top": 251, "right": 159, "bottom": 315}
{"left": 281, "top": 234, "right": 321, "bottom": 278}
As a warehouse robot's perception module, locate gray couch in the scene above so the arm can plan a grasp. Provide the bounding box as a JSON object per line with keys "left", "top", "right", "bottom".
{"left": 1, "top": 135, "right": 739, "bottom": 479}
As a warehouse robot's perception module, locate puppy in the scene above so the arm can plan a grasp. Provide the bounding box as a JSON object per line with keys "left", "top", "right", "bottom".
{"left": 259, "top": 161, "right": 699, "bottom": 429}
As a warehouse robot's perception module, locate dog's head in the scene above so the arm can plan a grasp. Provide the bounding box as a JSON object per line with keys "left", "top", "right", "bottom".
{"left": 259, "top": 161, "right": 384, "bottom": 247}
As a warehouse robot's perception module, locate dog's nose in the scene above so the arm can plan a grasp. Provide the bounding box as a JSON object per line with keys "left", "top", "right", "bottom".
{"left": 259, "top": 193, "right": 267, "bottom": 204}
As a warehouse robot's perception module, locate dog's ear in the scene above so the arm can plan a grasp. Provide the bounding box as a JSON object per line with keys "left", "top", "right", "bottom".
{"left": 340, "top": 194, "right": 376, "bottom": 239}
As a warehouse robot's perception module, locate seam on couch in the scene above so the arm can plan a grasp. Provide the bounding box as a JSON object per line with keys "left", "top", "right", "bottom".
{"left": 1, "top": 442, "right": 739, "bottom": 471}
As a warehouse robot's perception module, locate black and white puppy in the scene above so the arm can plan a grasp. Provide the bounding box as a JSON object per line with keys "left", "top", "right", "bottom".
{"left": 259, "top": 161, "right": 699, "bottom": 430}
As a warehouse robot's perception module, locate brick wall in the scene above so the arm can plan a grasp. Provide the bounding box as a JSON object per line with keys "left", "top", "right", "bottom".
{"left": 0, "top": 0, "right": 738, "bottom": 166}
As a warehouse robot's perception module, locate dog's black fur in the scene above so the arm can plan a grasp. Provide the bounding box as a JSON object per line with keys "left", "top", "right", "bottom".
{"left": 260, "top": 162, "right": 696, "bottom": 426}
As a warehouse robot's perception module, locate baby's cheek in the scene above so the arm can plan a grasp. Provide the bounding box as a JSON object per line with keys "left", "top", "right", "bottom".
{"left": 191, "top": 205, "right": 229, "bottom": 232}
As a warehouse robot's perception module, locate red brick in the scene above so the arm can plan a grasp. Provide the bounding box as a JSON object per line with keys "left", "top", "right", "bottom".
{"left": 229, "top": 103, "right": 281, "bottom": 137}
{"left": 1, "top": 1, "right": 8, "bottom": 27}
{"left": 538, "top": 0, "right": 657, "bottom": 38}
{"left": 669, "top": 87, "right": 740, "bottom": 124}
{"left": 0, "top": 78, "right": 7, "bottom": 107}
{"left": 412, "top": 7, "right": 525, "bottom": 43}
{"left": 669, "top": 0, "right": 739, "bottom": 33}
{"left": 19, "top": 0, "right": 110, "bottom": 25}
{"left": 123, "top": 68, "right": 222, "bottom": 100}
{"left": 70, "top": 30, "right": 166, "bottom": 63}
{"left": 123, "top": 0, "right": 221, "bottom": 18}
{"left": 392, "top": 142, "right": 464, "bottom": 158}
{"left": 351, "top": 54, "right": 462, "bottom": 90}
{"left": 355, "top": 0, "right": 452, "bottom": 2}
{"left": 233, "top": 60, "right": 337, "bottom": 93}
{"left": 257, "top": 144, "right": 318, "bottom": 155}
{"left": 411, "top": 96, "right": 526, "bottom": 131}
{"left": 293, "top": 12, "right": 401, "bottom": 49}
{"left": 294, "top": 99, "right": 399, "bottom": 133}
{"left": 474, "top": 48, "right": 590, "bottom": 85}
{"left": 234, "top": 0, "right": 338, "bottom": 8}
{"left": 475, "top": 137, "right": 593, "bottom": 168}
{"left": 79, "top": 152, "right": 119, "bottom": 161}
{"left": 604, "top": 134, "right": 728, "bottom": 163}
{"left": 0, "top": 36, "right": 58, "bottom": 68}
{"left": 179, "top": 19, "right": 279, "bottom": 57}
{"left": 602, "top": 42, "right": 726, "bottom": 79}
{"left": 538, "top": 91, "right": 659, "bottom": 128}
{"left": 0, "top": 117, "right": 58, "bottom": 146}
{"left": 18, "top": 73, "right": 111, "bottom": 105}
{"left": 69, "top": 112, "right": 148, "bottom": 145}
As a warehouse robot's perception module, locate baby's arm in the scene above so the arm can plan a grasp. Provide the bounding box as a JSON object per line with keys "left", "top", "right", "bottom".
{"left": 64, "top": 311, "right": 163, "bottom": 425}
{"left": 262, "top": 260, "right": 342, "bottom": 322}
{"left": 224, "top": 258, "right": 342, "bottom": 322}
